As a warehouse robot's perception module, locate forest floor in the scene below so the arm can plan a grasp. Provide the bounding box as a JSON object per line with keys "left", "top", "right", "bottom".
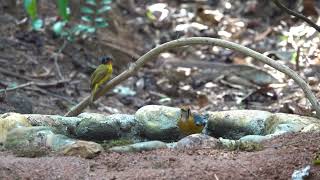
{"left": 1, "top": 132, "right": 320, "bottom": 179}
{"left": 1, "top": 0, "right": 320, "bottom": 179}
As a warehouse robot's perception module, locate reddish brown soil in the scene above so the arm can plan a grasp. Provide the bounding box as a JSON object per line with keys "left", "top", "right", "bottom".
{"left": 1, "top": 132, "right": 320, "bottom": 180}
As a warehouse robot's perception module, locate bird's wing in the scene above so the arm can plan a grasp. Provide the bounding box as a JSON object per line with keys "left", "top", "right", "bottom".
{"left": 90, "top": 65, "right": 109, "bottom": 89}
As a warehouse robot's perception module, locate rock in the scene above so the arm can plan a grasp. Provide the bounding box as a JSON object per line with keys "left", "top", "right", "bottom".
{"left": 4, "top": 126, "right": 73, "bottom": 151}
{"left": 219, "top": 138, "right": 264, "bottom": 152}
{"left": 265, "top": 113, "right": 320, "bottom": 135}
{"left": 173, "top": 134, "right": 219, "bottom": 150}
{"left": 0, "top": 113, "right": 31, "bottom": 143}
{"left": 206, "top": 110, "right": 271, "bottom": 139}
{"left": 301, "top": 123, "right": 320, "bottom": 132}
{"left": 76, "top": 113, "right": 136, "bottom": 141}
{"left": 135, "top": 105, "right": 181, "bottom": 141}
{"left": 62, "top": 140, "right": 103, "bottom": 159}
{"left": 239, "top": 135, "right": 270, "bottom": 143}
{"left": 291, "top": 165, "right": 311, "bottom": 180}
{"left": 206, "top": 110, "right": 320, "bottom": 142}
{"left": 26, "top": 114, "right": 82, "bottom": 136}
{"left": 4, "top": 126, "right": 55, "bottom": 157}
{"left": 4, "top": 126, "right": 102, "bottom": 158}
{"left": 109, "top": 140, "right": 167, "bottom": 153}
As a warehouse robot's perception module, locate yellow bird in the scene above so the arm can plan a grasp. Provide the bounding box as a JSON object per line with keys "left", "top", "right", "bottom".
{"left": 90, "top": 56, "right": 113, "bottom": 102}
{"left": 178, "top": 106, "right": 207, "bottom": 135}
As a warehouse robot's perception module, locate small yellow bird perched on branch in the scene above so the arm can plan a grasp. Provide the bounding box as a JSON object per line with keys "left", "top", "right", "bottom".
{"left": 90, "top": 56, "right": 113, "bottom": 102}
{"left": 178, "top": 106, "right": 207, "bottom": 135}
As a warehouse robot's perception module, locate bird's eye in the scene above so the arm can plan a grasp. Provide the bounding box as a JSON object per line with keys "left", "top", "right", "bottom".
{"left": 195, "top": 121, "right": 202, "bottom": 126}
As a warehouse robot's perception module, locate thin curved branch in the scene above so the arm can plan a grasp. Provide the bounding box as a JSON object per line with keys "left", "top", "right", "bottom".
{"left": 64, "top": 37, "right": 320, "bottom": 118}
{"left": 272, "top": 0, "right": 320, "bottom": 32}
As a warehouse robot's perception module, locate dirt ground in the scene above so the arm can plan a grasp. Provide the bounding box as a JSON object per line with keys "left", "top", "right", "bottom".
{"left": 0, "top": 132, "right": 319, "bottom": 180}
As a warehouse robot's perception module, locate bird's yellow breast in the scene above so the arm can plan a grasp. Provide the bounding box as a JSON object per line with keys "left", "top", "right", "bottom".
{"left": 95, "top": 64, "right": 112, "bottom": 87}
{"left": 178, "top": 112, "right": 205, "bottom": 135}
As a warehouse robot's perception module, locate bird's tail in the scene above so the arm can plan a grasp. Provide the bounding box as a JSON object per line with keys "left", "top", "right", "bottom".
{"left": 91, "top": 86, "right": 97, "bottom": 102}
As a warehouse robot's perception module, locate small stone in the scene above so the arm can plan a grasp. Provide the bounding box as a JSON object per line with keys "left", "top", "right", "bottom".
{"left": 62, "top": 140, "right": 103, "bottom": 159}
{"left": 174, "top": 134, "right": 219, "bottom": 150}
{"left": 109, "top": 140, "right": 167, "bottom": 153}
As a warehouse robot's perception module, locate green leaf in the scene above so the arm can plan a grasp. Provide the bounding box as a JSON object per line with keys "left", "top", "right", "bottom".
{"left": 81, "top": 15, "right": 93, "bottom": 22}
{"left": 85, "top": 27, "right": 96, "bottom": 33}
{"left": 85, "top": 0, "right": 96, "bottom": 5}
{"left": 57, "top": 0, "right": 70, "bottom": 21}
{"left": 96, "top": 21, "right": 108, "bottom": 28}
{"left": 101, "top": 0, "right": 112, "bottom": 5}
{"left": 81, "top": 6, "right": 94, "bottom": 14}
{"left": 73, "top": 24, "right": 95, "bottom": 35}
{"left": 32, "top": 18, "right": 43, "bottom": 30}
{"left": 52, "top": 21, "right": 67, "bottom": 35}
{"left": 73, "top": 24, "right": 88, "bottom": 35}
{"left": 94, "top": 17, "right": 105, "bottom": 23}
{"left": 24, "top": 0, "right": 38, "bottom": 20}
{"left": 97, "top": 5, "right": 111, "bottom": 14}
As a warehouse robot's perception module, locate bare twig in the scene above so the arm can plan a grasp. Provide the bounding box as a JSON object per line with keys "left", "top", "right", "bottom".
{"left": 35, "top": 79, "right": 70, "bottom": 88}
{"left": 52, "top": 40, "right": 68, "bottom": 80}
{"left": 65, "top": 37, "right": 320, "bottom": 118}
{"left": 295, "top": 47, "right": 300, "bottom": 72}
{"left": 25, "top": 86, "right": 75, "bottom": 105}
{"left": 0, "top": 82, "right": 34, "bottom": 93}
{"left": 0, "top": 67, "right": 33, "bottom": 81}
{"left": 0, "top": 79, "right": 70, "bottom": 93}
{"left": 272, "top": 0, "right": 320, "bottom": 32}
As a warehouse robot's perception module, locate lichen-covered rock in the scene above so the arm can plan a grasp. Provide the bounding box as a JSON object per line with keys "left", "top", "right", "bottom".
{"left": 205, "top": 110, "right": 320, "bottom": 143}
{"left": 5, "top": 126, "right": 102, "bottom": 158}
{"left": 75, "top": 113, "right": 136, "bottom": 141}
{"left": 62, "top": 140, "right": 103, "bottom": 159}
{"left": 0, "top": 113, "right": 31, "bottom": 143}
{"left": 26, "top": 114, "right": 82, "bottom": 136}
{"left": 219, "top": 138, "right": 264, "bottom": 151}
{"left": 173, "top": 134, "right": 219, "bottom": 150}
{"left": 4, "top": 126, "right": 74, "bottom": 151}
{"left": 265, "top": 113, "right": 320, "bottom": 135}
{"left": 206, "top": 110, "right": 271, "bottom": 139}
{"left": 135, "top": 105, "right": 181, "bottom": 141}
{"left": 109, "top": 140, "right": 167, "bottom": 153}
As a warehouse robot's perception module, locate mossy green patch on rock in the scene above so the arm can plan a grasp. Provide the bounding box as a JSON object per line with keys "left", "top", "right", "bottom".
{"left": 219, "top": 138, "right": 264, "bottom": 152}
{"left": 75, "top": 114, "right": 136, "bottom": 141}
{"left": 100, "top": 139, "right": 134, "bottom": 150}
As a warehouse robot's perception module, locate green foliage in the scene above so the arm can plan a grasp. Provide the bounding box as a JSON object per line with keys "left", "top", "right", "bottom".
{"left": 23, "top": 0, "right": 43, "bottom": 30}
{"left": 100, "top": 139, "right": 134, "bottom": 150}
{"left": 24, "top": 0, "right": 37, "bottom": 20}
{"left": 53, "top": 0, "right": 112, "bottom": 40}
{"left": 57, "top": 0, "right": 70, "bottom": 21}
{"left": 23, "top": 0, "right": 111, "bottom": 40}
{"left": 78, "top": 0, "right": 111, "bottom": 31}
